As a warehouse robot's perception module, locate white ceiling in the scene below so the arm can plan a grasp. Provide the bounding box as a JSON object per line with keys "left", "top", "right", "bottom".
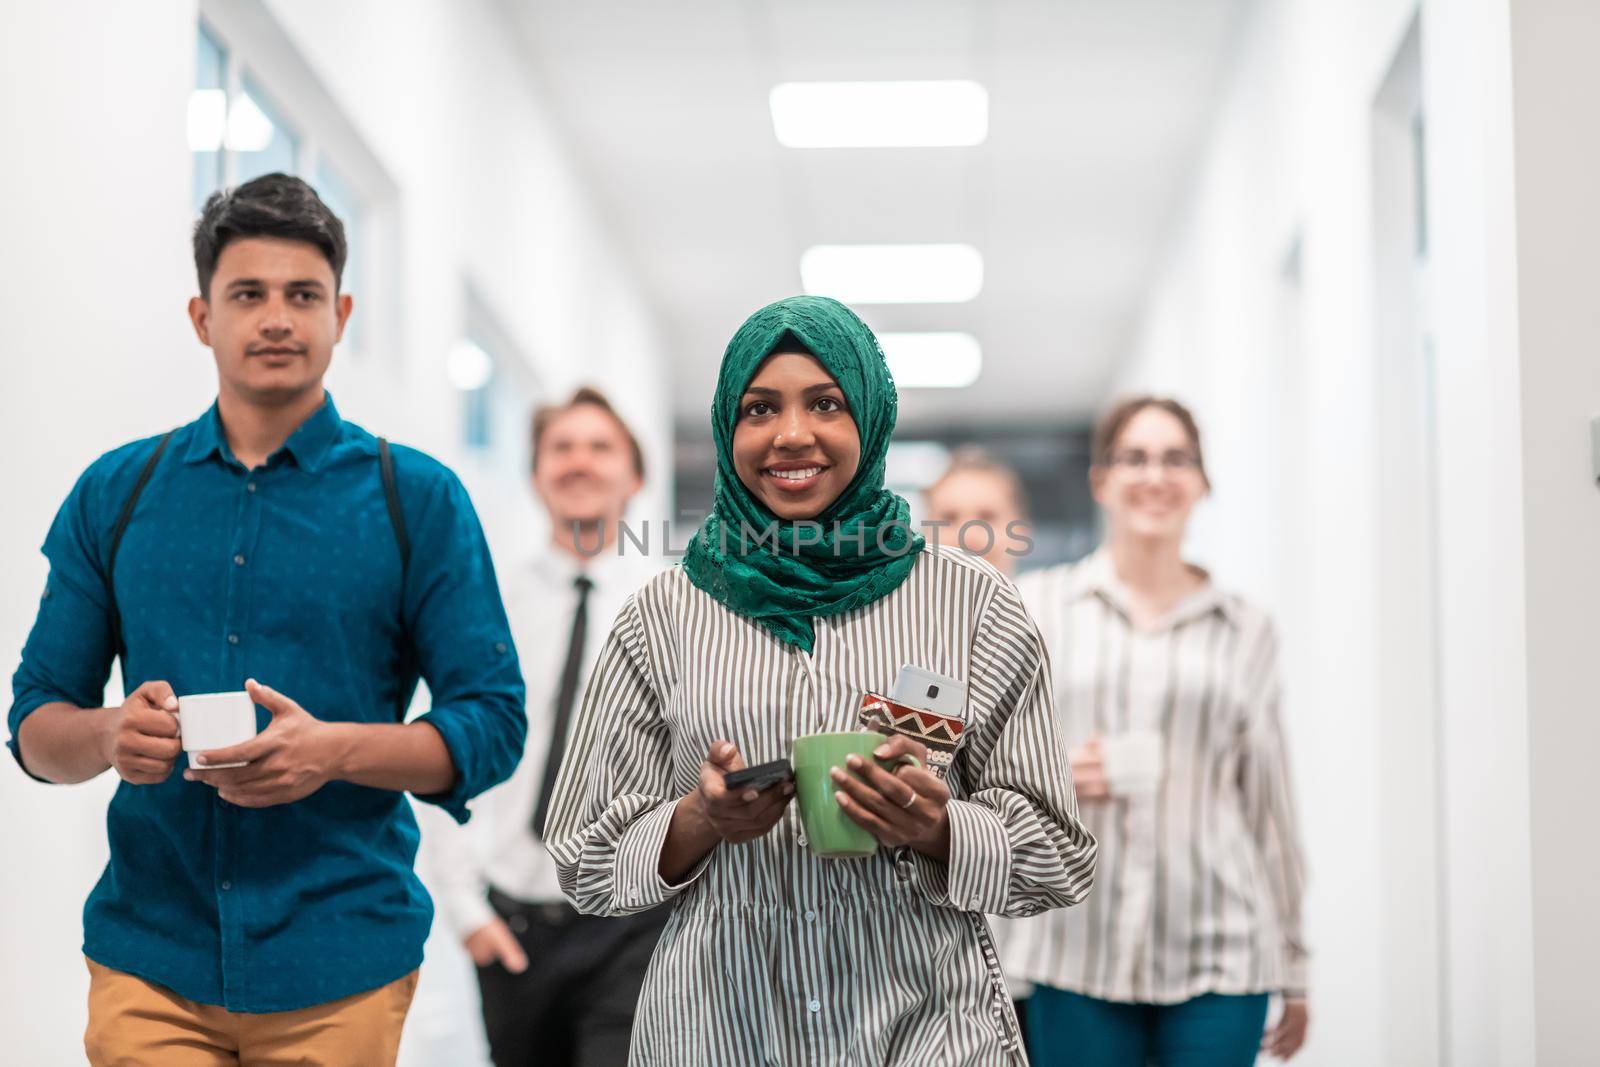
{"left": 502, "top": 0, "right": 1247, "bottom": 434}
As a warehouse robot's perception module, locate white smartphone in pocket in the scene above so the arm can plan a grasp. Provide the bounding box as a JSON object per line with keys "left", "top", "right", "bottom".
{"left": 890, "top": 664, "right": 968, "bottom": 720}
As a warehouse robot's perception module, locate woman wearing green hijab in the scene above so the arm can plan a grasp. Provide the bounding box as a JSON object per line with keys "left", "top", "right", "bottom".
{"left": 548, "top": 296, "right": 1097, "bottom": 1066}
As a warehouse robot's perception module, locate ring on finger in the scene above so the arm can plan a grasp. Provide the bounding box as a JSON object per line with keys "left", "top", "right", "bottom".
{"left": 900, "top": 791, "right": 917, "bottom": 809}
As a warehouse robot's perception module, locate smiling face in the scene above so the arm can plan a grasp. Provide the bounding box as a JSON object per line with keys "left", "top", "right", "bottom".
{"left": 731, "top": 352, "right": 862, "bottom": 521}
{"left": 533, "top": 402, "right": 644, "bottom": 528}
{"left": 1091, "top": 404, "right": 1208, "bottom": 544}
{"left": 187, "top": 236, "right": 351, "bottom": 407}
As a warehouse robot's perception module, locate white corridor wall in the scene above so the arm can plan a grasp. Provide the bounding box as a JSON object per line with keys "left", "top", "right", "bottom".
{"left": 1111, "top": 0, "right": 1542, "bottom": 1065}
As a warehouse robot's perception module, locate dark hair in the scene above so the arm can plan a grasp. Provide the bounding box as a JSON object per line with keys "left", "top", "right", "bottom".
{"left": 192, "top": 173, "right": 348, "bottom": 297}
{"left": 1091, "top": 395, "right": 1210, "bottom": 488}
{"left": 530, "top": 385, "right": 646, "bottom": 479}
{"left": 765, "top": 330, "right": 815, "bottom": 357}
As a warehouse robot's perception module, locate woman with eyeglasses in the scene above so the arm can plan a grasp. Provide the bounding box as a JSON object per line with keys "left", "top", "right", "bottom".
{"left": 999, "top": 397, "right": 1310, "bottom": 1066}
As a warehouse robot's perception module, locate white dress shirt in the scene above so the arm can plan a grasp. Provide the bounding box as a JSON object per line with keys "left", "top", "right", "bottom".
{"left": 422, "top": 543, "right": 662, "bottom": 937}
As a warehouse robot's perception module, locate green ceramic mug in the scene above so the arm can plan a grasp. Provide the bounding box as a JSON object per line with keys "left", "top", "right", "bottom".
{"left": 792, "top": 731, "right": 922, "bottom": 858}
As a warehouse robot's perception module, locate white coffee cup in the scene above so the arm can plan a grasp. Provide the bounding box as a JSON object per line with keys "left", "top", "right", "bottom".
{"left": 178, "top": 691, "right": 258, "bottom": 769}
{"left": 1101, "top": 729, "right": 1165, "bottom": 798}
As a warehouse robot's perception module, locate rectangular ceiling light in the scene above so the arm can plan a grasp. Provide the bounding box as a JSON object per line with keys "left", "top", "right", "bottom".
{"left": 800, "top": 243, "right": 983, "bottom": 304}
{"left": 879, "top": 332, "right": 982, "bottom": 389}
{"left": 770, "top": 80, "right": 988, "bottom": 148}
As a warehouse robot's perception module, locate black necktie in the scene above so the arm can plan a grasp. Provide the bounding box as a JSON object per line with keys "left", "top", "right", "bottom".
{"left": 532, "top": 574, "right": 593, "bottom": 839}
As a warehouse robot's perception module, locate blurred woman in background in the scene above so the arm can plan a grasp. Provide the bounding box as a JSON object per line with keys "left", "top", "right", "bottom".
{"left": 1003, "top": 396, "right": 1309, "bottom": 1066}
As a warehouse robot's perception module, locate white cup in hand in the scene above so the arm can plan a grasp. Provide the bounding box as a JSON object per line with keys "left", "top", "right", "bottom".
{"left": 1100, "top": 730, "right": 1165, "bottom": 798}
{"left": 177, "top": 692, "right": 258, "bottom": 769}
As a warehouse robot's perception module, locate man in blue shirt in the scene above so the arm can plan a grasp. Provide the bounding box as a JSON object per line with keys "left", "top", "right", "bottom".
{"left": 8, "top": 173, "right": 527, "bottom": 1066}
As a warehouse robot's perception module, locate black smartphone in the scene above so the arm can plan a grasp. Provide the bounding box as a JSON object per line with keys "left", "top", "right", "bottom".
{"left": 723, "top": 758, "right": 794, "bottom": 794}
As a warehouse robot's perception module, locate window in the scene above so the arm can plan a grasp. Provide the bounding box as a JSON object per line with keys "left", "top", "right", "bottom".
{"left": 190, "top": 24, "right": 225, "bottom": 213}
{"left": 189, "top": 22, "right": 307, "bottom": 208}
{"left": 313, "top": 157, "right": 363, "bottom": 351}
{"left": 232, "top": 75, "right": 298, "bottom": 185}
{"left": 451, "top": 285, "right": 542, "bottom": 485}
{"left": 447, "top": 337, "right": 498, "bottom": 451}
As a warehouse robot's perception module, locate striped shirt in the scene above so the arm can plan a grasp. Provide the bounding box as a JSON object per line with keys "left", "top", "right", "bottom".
{"left": 996, "top": 549, "right": 1308, "bottom": 1003}
{"left": 547, "top": 544, "right": 1098, "bottom": 1066}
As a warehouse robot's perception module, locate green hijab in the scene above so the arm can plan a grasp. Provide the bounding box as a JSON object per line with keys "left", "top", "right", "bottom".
{"left": 681, "top": 295, "right": 925, "bottom": 652}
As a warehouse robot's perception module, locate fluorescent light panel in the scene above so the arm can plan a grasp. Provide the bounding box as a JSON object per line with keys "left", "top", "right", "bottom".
{"left": 800, "top": 243, "right": 982, "bottom": 304}
{"left": 879, "top": 332, "right": 982, "bottom": 389}
{"left": 770, "top": 80, "right": 987, "bottom": 148}
{"left": 446, "top": 339, "right": 494, "bottom": 392}
{"left": 186, "top": 89, "right": 276, "bottom": 152}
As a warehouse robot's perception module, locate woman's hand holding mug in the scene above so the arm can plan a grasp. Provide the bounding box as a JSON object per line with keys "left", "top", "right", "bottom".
{"left": 830, "top": 735, "right": 952, "bottom": 860}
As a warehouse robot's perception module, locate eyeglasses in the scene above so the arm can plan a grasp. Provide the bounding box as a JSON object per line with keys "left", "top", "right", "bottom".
{"left": 1107, "top": 449, "right": 1201, "bottom": 473}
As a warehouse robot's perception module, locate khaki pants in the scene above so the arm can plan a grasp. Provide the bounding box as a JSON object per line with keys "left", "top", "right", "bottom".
{"left": 84, "top": 958, "right": 418, "bottom": 1067}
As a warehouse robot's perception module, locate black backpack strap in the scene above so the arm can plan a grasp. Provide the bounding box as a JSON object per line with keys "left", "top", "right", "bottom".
{"left": 377, "top": 437, "right": 410, "bottom": 572}
{"left": 107, "top": 431, "right": 176, "bottom": 661}
{"left": 378, "top": 438, "right": 416, "bottom": 722}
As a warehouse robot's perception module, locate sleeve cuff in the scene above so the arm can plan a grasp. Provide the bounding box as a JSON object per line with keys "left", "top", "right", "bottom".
{"left": 7, "top": 699, "right": 63, "bottom": 784}
{"left": 442, "top": 885, "right": 495, "bottom": 938}
{"left": 1282, "top": 954, "right": 1309, "bottom": 998}
{"left": 408, "top": 712, "right": 474, "bottom": 823}
{"left": 612, "top": 797, "right": 712, "bottom": 914}
{"left": 908, "top": 799, "right": 1013, "bottom": 914}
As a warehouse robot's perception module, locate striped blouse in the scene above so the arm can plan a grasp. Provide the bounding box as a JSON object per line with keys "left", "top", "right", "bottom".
{"left": 996, "top": 549, "right": 1308, "bottom": 1003}
{"left": 546, "top": 544, "right": 1098, "bottom": 1066}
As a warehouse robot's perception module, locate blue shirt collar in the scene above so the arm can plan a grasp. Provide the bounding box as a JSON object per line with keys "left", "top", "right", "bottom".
{"left": 182, "top": 392, "right": 343, "bottom": 473}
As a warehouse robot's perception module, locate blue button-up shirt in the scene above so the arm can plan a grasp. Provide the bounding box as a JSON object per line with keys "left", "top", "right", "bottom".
{"left": 7, "top": 396, "right": 526, "bottom": 1012}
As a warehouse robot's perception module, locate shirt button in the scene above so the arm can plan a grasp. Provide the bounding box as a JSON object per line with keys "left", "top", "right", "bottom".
{"left": 246, "top": 482, "right": 257, "bottom": 493}
{"left": 233, "top": 554, "right": 245, "bottom": 566}
{"left": 508, "top": 914, "right": 528, "bottom": 934}
{"left": 807, "top": 998, "right": 820, "bottom": 1014}
{"left": 804, "top": 910, "right": 816, "bottom": 922}
{"left": 220, "top": 881, "right": 231, "bottom": 891}
{"left": 494, "top": 642, "right": 507, "bottom": 654}
{"left": 227, "top": 634, "right": 240, "bottom": 645}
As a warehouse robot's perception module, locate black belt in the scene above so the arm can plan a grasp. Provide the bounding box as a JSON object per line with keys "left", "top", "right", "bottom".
{"left": 487, "top": 886, "right": 672, "bottom": 936}
{"left": 487, "top": 886, "right": 579, "bottom": 928}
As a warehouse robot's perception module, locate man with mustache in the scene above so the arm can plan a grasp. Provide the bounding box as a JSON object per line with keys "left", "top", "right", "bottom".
{"left": 7, "top": 173, "right": 526, "bottom": 1066}
{"left": 421, "top": 386, "right": 666, "bottom": 1067}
